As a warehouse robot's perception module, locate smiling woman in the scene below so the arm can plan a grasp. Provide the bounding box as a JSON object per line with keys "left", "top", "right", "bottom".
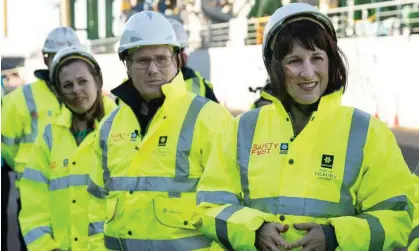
{"left": 194, "top": 3, "right": 417, "bottom": 251}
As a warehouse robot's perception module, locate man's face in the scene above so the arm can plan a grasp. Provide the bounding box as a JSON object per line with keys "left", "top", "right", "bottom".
{"left": 3, "top": 72, "right": 25, "bottom": 87}
{"left": 127, "top": 46, "right": 178, "bottom": 100}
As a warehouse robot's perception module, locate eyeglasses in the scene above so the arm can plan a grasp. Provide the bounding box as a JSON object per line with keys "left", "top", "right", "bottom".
{"left": 131, "top": 55, "right": 174, "bottom": 69}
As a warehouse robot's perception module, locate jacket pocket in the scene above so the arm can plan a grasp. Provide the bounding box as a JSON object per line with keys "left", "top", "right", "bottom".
{"left": 106, "top": 197, "right": 119, "bottom": 224}
{"left": 153, "top": 195, "right": 196, "bottom": 230}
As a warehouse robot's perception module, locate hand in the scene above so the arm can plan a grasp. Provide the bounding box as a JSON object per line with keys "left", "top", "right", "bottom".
{"left": 287, "top": 223, "right": 326, "bottom": 251}
{"left": 256, "top": 222, "right": 290, "bottom": 251}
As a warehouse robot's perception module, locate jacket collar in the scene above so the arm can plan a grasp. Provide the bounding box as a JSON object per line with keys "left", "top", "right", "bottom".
{"left": 112, "top": 70, "right": 188, "bottom": 106}
{"left": 261, "top": 88, "right": 343, "bottom": 118}
{"left": 54, "top": 96, "right": 114, "bottom": 128}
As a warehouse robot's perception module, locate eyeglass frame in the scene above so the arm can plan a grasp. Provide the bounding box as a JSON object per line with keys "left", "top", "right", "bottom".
{"left": 129, "top": 54, "right": 177, "bottom": 70}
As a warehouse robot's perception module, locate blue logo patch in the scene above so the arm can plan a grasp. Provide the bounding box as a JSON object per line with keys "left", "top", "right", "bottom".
{"left": 63, "top": 159, "right": 69, "bottom": 167}
{"left": 279, "top": 143, "right": 288, "bottom": 154}
{"left": 131, "top": 132, "right": 138, "bottom": 141}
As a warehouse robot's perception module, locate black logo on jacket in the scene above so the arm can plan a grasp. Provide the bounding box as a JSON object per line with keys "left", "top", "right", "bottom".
{"left": 158, "top": 136, "right": 168, "bottom": 146}
{"left": 321, "top": 154, "right": 334, "bottom": 169}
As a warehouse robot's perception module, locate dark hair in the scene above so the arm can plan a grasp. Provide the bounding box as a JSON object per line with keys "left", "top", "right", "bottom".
{"left": 268, "top": 19, "right": 348, "bottom": 101}
{"left": 55, "top": 58, "right": 105, "bottom": 122}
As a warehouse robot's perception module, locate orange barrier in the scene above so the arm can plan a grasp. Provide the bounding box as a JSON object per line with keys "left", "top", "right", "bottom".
{"left": 255, "top": 16, "right": 270, "bottom": 45}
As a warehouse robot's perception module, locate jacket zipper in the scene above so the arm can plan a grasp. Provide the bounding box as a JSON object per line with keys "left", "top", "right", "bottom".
{"left": 287, "top": 112, "right": 315, "bottom": 139}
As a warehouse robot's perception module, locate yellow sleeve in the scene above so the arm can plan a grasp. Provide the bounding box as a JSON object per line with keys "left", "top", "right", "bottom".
{"left": 328, "top": 119, "right": 415, "bottom": 250}
{"left": 1, "top": 90, "right": 25, "bottom": 167}
{"left": 194, "top": 110, "right": 276, "bottom": 250}
{"left": 408, "top": 172, "right": 419, "bottom": 251}
{"left": 198, "top": 103, "right": 233, "bottom": 169}
{"left": 18, "top": 124, "right": 59, "bottom": 251}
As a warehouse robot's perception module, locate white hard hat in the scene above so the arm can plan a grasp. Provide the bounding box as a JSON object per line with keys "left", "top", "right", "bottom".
{"left": 50, "top": 46, "right": 101, "bottom": 87}
{"left": 262, "top": 3, "right": 336, "bottom": 64}
{"left": 168, "top": 18, "right": 189, "bottom": 48}
{"left": 118, "top": 11, "right": 180, "bottom": 60}
{"left": 42, "top": 27, "right": 81, "bottom": 54}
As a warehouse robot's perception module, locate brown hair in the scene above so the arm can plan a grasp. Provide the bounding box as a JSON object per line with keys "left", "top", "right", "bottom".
{"left": 268, "top": 19, "right": 348, "bottom": 101}
{"left": 55, "top": 58, "right": 105, "bottom": 122}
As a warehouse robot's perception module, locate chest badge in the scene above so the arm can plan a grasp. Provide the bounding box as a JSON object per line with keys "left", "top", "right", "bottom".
{"left": 279, "top": 143, "right": 289, "bottom": 154}
{"left": 321, "top": 154, "right": 334, "bottom": 169}
{"left": 131, "top": 130, "right": 139, "bottom": 141}
{"left": 158, "top": 136, "right": 168, "bottom": 147}
{"left": 63, "top": 159, "right": 69, "bottom": 167}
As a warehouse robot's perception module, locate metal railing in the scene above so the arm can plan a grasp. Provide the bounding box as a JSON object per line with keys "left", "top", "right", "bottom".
{"left": 89, "top": 0, "right": 419, "bottom": 54}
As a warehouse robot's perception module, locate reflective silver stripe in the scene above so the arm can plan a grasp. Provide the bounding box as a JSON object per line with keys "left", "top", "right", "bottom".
{"left": 340, "top": 108, "right": 370, "bottom": 206}
{"left": 22, "top": 168, "right": 49, "bottom": 184}
{"left": 364, "top": 195, "right": 414, "bottom": 219}
{"left": 104, "top": 234, "right": 211, "bottom": 251}
{"left": 237, "top": 109, "right": 261, "bottom": 202}
{"left": 107, "top": 176, "right": 199, "bottom": 193}
{"left": 248, "top": 197, "right": 354, "bottom": 217}
{"left": 23, "top": 226, "right": 52, "bottom": 245}
{"left": 237, "top": 108, "right": 370, "bottom": 217}
{"left": 1, "top": 134, "right": 20, "bottom": 145}
{"left": 22, "top": 84, "right": 38, "bottom": 143}
{"left": 88, "top": 221, "right": 104, "bottom": 236}
{"left": 100, "top": 97, "right": 207, "bottom": 193}
{"left": 408, "top": 225, "right": 419, "bottom": 247}
{"left": 191, "top": 77, "right": 201, "bottom": 95}
{"left": 87, "top": 177, "right": 109, "bottom": 199}
{"left": 43, "top": 124, "right": 52, "bottom": 151}
{"left": 100, "top": 107, "right": 120, "bottom": 186}
{"left": 49, "top": 174, "right": 88, "bottom": 191}
{"left": 197, "top": 191, "right": 241, "bottom": 205}
{"left": 215, "top": 205, "right": 243, "bottom": 251}
{"left": 413, "top": 163, "right": 419, "bottom": 177}
{"left": 358, "top": 213, "right": 385, "bottom": 251}
{"left": 175, "top": 96, "right": 208, "bottom": 181}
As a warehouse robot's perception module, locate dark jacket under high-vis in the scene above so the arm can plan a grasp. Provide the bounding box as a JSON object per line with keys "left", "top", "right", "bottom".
{"left": 87, "top": 72, "right": 233, "bottom": 251}
{"left": 18, "top": 97, "right": 116, "bottom": 251}
{"left": 195, "top": 89, "right": 416, "bottom": 251}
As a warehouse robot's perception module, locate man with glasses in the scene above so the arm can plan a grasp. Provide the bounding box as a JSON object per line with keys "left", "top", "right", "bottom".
{"left": 87, "top": 11, "right": 233, "bottom": 250}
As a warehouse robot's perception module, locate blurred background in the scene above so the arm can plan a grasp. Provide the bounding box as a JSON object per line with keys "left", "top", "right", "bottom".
{"left": 1, "top": 0, "right": 419, "bottom": 249}
{"left": 2, "top": 0, "right": 419, "bottom": 116}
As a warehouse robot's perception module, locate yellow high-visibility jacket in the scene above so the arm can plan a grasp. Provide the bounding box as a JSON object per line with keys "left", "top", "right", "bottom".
{"left": 18, "top": 97, "right": 116, "bottom": 251}
{"left": 185, "top": 70, "right": 209, "bottom": 96}
{"left": 87, "top": 72, "right": 233, "bottom": 251}
{"left": 182, "top": 67, "right": 218, "bottom": 103}
{"left": 195, "top": 89, "right": 416, "bottom": 251}
{"left": 408, "top": 170, "right": 419, "bottom": 251}
{"left": 2, "top": 76, "right": 60, "bottom": 180}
